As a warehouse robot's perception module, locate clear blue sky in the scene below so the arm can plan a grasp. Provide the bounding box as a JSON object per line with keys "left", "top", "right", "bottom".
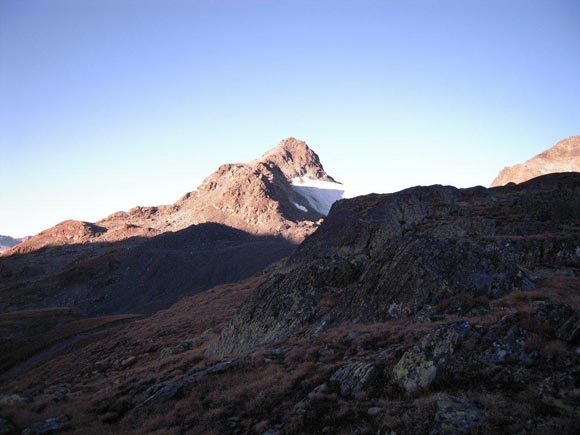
{"left": 1, "top": 0, "right": 579, "bottom": 236}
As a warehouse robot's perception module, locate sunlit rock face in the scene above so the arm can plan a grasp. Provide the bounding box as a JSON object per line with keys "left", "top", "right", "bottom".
{"left": 492, "top": 135, "right": 580, "bottom": 187}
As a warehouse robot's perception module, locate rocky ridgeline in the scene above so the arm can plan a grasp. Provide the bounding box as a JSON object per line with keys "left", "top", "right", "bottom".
{"left": 0, "top": 138, "right": 340, "bottom": 315}
{"left": 492, "top": 135, "right": 580, "bottom": 187}
{"left": 214, "top": 172, "right": 580, "bottom": 356}
{"left": 9, "top": 137, "right": 336, "bottom": 255}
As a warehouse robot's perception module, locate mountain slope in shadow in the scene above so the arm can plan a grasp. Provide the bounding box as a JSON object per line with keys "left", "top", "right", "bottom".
{"left": 0, "top": 223, "right": 294, "bottom": 316}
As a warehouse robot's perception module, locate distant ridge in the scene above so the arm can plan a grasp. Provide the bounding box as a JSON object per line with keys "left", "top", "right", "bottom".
{"left": 0, "top": 235, "right": 29, "bottom": 253}
{"left": 491, "top": 135, "right": 580, "bottom": 186}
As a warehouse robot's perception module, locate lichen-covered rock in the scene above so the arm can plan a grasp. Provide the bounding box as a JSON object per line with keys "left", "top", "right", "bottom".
{"left": 539, "top": 371, "right": 580, "bottom": 417}
{"left": 330, "top": 360, "right": 377, "bottom": 396}
{"left": 0, "top": 419, "right": 16, "bottom": 435}
{"left": 22, "top": 415, "right": 70, "bottom": 435}
{"left": 392, "top": 321, "right": 471, "bottom": 392}
{"left": 430, "top": 395, "right": 487, "bottom": 434}
{"left": 557, "top": 309, "right": 580, "bottom": 343}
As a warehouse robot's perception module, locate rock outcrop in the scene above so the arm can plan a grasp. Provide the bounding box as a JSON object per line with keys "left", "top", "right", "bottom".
{"left": 213, "top": 172, "right": 580, "bottom": 356}
{"left": 391, "top": 321, "right": 471, "bottom": 393}
{"left": 491, "top": 135, "right": 580, "bottom": 187}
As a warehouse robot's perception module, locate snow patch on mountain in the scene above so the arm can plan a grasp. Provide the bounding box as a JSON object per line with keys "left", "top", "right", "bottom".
{"left": 291, "top": 177, "right": 345, "bottom": 215}
{"left": 292, "top": 202, "right": 308, "bottom": 213}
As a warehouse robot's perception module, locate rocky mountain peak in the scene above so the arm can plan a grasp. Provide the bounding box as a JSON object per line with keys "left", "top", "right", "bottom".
{"left": 9, "top": 138, "right": 342, "bottom": 252}
{"left": 259, "top": 137, "right": 337, "bottom": 182}
{"left": 491, "top": 135, "right": 580, "bottom": 187}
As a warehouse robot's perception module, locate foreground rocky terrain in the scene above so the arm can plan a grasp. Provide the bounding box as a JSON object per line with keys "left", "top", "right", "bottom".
{"left": 1, "top": 172, "right": 579, "bottom": 434}
{"left": 492, "top": 135, "right": 580, "bottom": 186}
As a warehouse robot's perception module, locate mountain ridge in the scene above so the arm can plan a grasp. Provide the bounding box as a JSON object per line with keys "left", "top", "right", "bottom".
{"left": 491, "top": 135, "right": 580, "bottom": 186}
{"left": 7, "top": 138, "right": 342, "bottom": 256}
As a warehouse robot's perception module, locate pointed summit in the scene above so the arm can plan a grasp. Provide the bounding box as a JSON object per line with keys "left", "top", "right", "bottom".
{"left": 260, "top": 137, "right": 337, "bottom": 182}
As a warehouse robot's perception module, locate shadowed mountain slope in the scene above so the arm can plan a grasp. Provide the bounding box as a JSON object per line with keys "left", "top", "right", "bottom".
{"left": 0, "top": 223, "right": 294, "bottom": 316}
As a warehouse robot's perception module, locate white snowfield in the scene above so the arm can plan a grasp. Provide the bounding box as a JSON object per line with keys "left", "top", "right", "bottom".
{"left": 292, "top": 202, "right": 309, "bottom": 213}
{"left": 291, "top": 177, "right": 345, "bottom": 215}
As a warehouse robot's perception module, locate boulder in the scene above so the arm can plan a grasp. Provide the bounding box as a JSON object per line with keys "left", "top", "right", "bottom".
{"left": 330, "top": 361, "right": 377, "bottom": 396}
{"left": 137, "top": 359, "right": 238, "bottom": 409}
{"left": 430, "top": 395, "right": 487, "bottom": 434}
{"left": 392, "top": 321, "right": 471, "bottom": 392}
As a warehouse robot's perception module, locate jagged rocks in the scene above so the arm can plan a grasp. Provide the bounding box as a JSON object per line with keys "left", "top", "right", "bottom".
{"left": 557, "top": 309, "right": 580, "bottom": 343}
{"left": 330, "top": 361, "right": 377, "bottom": 396}
{"left": 391, "top": 321, "right": 471, "bottom": 393}
{"left": 539, "top": 371, "right": 580, "bottom": 418}
{"left": 137, "top": 359, "right": 238, "bottom": 409}
{"left": 22, "top": 415, "right": 70, "bottom": 435}
{"left": 430, "top": 395, "right": 487, "bottom": 434}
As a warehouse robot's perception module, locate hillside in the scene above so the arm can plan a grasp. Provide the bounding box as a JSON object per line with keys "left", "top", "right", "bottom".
{"left": 1, "top": 173, "right": 579, "bottom": 434}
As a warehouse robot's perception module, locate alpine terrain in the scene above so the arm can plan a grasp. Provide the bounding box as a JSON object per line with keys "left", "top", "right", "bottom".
{"left": 0, "top": 138, "right": 579, "bottom": 435}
